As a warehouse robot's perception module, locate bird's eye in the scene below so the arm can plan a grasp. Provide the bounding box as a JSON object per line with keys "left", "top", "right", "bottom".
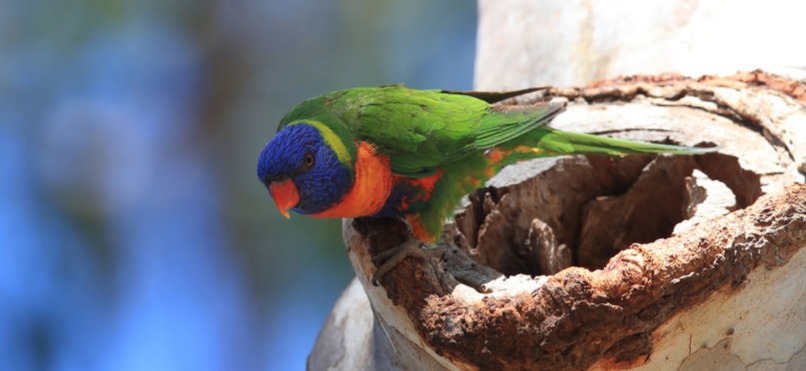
{"left": 303, "top": 152, "right": 315, "bottom": 170}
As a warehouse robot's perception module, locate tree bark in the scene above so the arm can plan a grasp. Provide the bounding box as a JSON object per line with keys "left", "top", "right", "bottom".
{"left": 309, "top": 2, "right": 806, "bottom": 370}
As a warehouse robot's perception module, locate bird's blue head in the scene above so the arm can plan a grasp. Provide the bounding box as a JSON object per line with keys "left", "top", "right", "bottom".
{"left": 257, "top": 121, "right": 354, "bottom": 217}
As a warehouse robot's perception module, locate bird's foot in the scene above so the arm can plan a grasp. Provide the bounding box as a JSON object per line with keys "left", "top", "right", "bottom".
{"left": 371, "top": 239, "right": 444, "bottom": 286}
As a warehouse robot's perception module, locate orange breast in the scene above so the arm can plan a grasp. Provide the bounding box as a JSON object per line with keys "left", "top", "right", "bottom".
{"left": 310, "top": 141, "right": 393, "bottom": 218}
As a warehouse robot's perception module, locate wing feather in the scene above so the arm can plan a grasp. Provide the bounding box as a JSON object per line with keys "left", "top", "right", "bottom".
{"left": 337, "top": 86, "right": 562, "bottom": 178}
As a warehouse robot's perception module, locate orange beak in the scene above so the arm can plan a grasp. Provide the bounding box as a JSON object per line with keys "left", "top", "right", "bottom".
{"left": 269, "top": 179, "right": 300, "bottom": 219}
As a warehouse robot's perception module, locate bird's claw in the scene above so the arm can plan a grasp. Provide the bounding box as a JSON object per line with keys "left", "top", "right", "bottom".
{"left": 371, "top": 239, "right": 444, "bottom": 286}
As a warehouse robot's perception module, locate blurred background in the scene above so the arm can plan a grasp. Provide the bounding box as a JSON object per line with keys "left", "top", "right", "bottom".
{"left": 0, "top": 0, "right": 475, "bottom": 370}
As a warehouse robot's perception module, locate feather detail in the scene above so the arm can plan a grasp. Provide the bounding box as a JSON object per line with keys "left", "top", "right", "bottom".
{"left": 391, "top": 169, "right": 442, "bottom": 205}
{"left": 309, "top": 141, "right": 393, "bottom": 218}
{"left": 406, "top": 214, "right": 437, "bottom": 243}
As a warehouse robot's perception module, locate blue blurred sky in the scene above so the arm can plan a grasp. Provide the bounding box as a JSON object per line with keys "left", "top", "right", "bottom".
{"left": 0, "top": 0, "right": 476, "bottom": 370}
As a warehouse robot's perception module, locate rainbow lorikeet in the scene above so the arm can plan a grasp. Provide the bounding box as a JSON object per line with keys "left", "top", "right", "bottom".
{"left": 257, "top": 85, "right": 714, "bottom": 280}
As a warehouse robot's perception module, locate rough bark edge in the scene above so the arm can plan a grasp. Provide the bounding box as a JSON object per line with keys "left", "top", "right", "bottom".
{"left": 543, "top": 70, "right": 806, "bottom": 174}
{"left": 586, "top": 70, "right": 806, "bottom": 104}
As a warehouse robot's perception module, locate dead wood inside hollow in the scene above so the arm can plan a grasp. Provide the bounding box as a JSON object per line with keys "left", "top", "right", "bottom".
{"left": 454, "top": 152, "right": 758, "bottom": 274}
{"left": 339, "top": 72, "right": 806, "bottom": 371}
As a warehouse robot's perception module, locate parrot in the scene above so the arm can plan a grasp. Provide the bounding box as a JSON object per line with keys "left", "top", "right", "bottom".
{"left": 256, "top": 85, "right": 716, "bottom": 282}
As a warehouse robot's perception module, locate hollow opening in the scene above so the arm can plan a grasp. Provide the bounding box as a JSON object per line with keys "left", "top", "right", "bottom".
{"left": 452, "top": 153, "right": 762, "bottom": 276}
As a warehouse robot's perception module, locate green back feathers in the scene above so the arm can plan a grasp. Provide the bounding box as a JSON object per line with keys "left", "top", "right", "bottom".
{"left": 474, "top": 104, "right": 564, "bottom": 148}
{"left": 341, "top": 87, "right": 487, "bottom": 177}
{"left": 279, "top": 85, "right": 563, "bottom": 178}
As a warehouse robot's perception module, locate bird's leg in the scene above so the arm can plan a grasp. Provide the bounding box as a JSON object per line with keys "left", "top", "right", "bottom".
{"left": 371, "top": 238, "right": 444, "bottom": 286}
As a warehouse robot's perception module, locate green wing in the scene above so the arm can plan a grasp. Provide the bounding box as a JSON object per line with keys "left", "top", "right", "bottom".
{"left": 278, "top": 85, "right": 715, "bottom": 178}
{"left": 332, "top": 85, "right": 562, "bottom": 177}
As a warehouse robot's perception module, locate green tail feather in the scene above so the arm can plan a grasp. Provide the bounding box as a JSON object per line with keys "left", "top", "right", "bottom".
{"left": 531, "top": 128, "right": 718, "bottom": 156}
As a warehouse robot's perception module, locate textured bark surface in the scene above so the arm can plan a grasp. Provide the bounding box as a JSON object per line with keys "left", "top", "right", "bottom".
{"left": 421, "top": 185, "right": 806, "bottom": 370}
{"left": 309, "top": 72, "right": 806, "bottom": 370}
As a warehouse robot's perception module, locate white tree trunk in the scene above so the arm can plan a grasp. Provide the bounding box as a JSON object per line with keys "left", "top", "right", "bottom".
{"left": 475, "top": 0, "right": 806, "bottom": 89}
